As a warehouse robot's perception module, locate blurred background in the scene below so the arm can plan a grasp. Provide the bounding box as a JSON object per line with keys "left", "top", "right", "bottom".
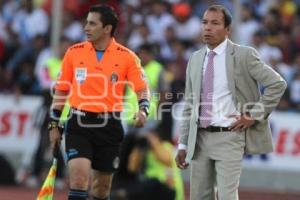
{"left": 0, "top": 0, "right": 300, "bottom": 199}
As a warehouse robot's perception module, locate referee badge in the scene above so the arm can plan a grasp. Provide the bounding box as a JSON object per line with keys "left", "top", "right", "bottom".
{"left": 112, "top": 156, "right": 120, "bottom": 169}
{"left": 75, "top": 68, "right": 87, "bottom": 84}
{"left": 111, "top": 72, "right": 118, "bottom": 83}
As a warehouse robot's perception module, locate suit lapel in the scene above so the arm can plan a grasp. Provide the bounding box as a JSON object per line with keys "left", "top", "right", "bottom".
{"left": 192, "top": 42, "right": 237, "bottom": 104}
{"left": 226, "top": 40, "right": 237, "bottom": 104}
{"left": 191, "top": 48, "right": 206, "bottom": 102}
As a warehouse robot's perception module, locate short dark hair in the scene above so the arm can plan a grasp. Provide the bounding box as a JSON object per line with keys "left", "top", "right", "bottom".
{"left": 138, "top": 43, "right": 155, "bottom": 54}
{"left": 89, "top": 4, "right": 118, "bottom": 36}
{"left": 207, "top": 5, "right": 232, "bottom": 28}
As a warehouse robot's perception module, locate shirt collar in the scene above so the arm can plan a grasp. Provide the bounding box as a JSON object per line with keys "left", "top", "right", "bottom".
{"left": 206, "top": 38, "right": 228, "bottom": 56}
{"left": 105, "top": 37, "right": 117, "bottom": 52}
{"left": 88, "top": 37, "right": 116, "bottom": 52}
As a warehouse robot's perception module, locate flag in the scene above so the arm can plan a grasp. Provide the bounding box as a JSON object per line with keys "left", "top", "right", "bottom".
{"left": 37, "top": 158, "right": 57, "bottom": 200}
{"left": 37, "top": 125, "right": 63, "bottom": 200}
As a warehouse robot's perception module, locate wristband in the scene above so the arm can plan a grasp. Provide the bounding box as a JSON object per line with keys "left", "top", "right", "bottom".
{"left": 138, "top": 99, "right": 150, "bottom": 117}
{"left": 50, "top": 109, "right": 62, "bottom": 122}
{"left": 48, "top": 121, "right": 64, "bottom": 135}
{"left": 138, "top": 99, "right": 150, "bottom": 108}
{"left": 48, "top": 121, "right": 59, "bottom": 131}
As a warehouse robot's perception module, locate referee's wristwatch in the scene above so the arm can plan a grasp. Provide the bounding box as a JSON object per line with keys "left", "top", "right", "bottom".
{"left": 139, "top": 106, "right": 149, "bottom": 117}
{"left": 48, "top": 121, "right": 59, "bottom": 131}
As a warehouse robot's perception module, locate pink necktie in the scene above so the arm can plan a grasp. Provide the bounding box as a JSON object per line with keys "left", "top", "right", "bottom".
{"left": 199, "top": 51, "right": 216, "bottom": 128}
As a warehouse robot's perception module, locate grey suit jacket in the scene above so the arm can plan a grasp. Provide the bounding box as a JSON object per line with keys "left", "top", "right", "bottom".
{"left": 179, "top": 40, "right": 287, "bottom": 162}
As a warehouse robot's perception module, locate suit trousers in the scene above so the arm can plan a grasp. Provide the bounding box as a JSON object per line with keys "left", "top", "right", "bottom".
{"left": 190, "top": 129, "right": 245, "bottom": 200}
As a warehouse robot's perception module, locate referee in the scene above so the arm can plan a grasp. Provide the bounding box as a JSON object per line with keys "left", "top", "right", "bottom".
{"left": 48, "top": 5, "right": 150, "bottom": 200}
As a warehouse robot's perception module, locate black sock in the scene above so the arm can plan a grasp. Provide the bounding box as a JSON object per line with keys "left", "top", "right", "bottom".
{"left": 68, "top": 189, "right": 88, "bottom": 200}
{"left": 92, "top": 197, "right": 108, "bottom": 200}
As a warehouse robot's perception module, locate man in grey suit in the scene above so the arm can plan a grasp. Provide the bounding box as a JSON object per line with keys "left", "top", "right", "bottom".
{"left": 175, "top": 5, "right": 287, "bottom": 200}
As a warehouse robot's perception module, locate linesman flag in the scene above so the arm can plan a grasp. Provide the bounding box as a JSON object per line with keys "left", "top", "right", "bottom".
{"left": 37, "top": 142, "right": 60, "bottom": 200}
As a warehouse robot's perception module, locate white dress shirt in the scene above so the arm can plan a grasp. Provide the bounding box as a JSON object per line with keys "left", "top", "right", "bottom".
{"left": 178, "top": 38, "right": 239, "bottom": 150}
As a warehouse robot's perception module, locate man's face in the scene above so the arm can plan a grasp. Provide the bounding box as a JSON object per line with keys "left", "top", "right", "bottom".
{"left": 201, "top": 10, "right": 230, "bottom": 48}
{"left": 84, "top": 12, "right": 108, "bottom": 42}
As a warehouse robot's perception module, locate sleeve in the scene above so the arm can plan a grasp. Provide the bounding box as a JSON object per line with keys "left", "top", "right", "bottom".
{"left": 179, "top": 54, "right": 194, "bottom": 145}
{"left": 246, "top": 47, "right": 287, "bottom": 120}
{"left": 54, "top": 48, "right": 73, "bottom": 91}
{"left": 126, "top": 53, "right": 148, "bottom": 92}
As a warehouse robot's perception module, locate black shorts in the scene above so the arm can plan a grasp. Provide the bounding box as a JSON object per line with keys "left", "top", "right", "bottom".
{"left": 65, "top": 111, "right": 124, "bottom": 172}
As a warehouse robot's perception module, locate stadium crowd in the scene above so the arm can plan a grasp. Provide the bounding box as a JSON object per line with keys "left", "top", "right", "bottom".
{"left": 0, "top": 0, "right": 299, "bottom": 112}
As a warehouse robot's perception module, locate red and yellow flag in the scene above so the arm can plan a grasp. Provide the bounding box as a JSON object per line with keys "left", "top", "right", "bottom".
{"left": 37, "top": 159, "right": 57, "bottom": 200}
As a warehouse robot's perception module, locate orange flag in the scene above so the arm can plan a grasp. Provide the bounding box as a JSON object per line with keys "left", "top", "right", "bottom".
{"left": 36, "top": 158, "right": 57, "bottom": 200}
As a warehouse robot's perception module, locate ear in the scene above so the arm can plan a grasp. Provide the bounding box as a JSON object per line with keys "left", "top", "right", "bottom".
{"left": 104, "top": 25, "right": 113, "bottom": 35}
{"left": 226, "top": 26, "right": 231, "bottom": 35}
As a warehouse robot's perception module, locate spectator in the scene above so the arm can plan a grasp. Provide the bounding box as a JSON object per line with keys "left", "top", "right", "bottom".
{"left": 237, "top": 3, "right": 260, "bottom": 46}
{"left": 17, "top": 59, "right": 40, "bottom": 95}
{"left": 112, "top": 132, "right": 176, "bottom": 200}
{"left": 171, "top": 2, "right": 201, "bottom": 42}
{"left": 6, "top": 34, "right": 46, "bottom": 74}
{"left": 127, "top": 23, "right": 155, "bottom": 51}
{"left": 143, "top": 128, "right": 184, "bottom": 200}
{"left": 123, "top": 43, "right": 168, "bottom": 133}
{"left": 159, "top": 26, "right": 177, "bottom": 61}
{"left": 145, "top": 1, "right": 175, "bottom": 43}
{"left": 261, "top": 9, "right": 282, "bottom": 46}
{"left": 251, "top": 30, "right": 282, "bottom": 66}
{"left": 11, "top": 0, "right": 49, "bottom": 45}
{"left": 62, "top": 10, "right": 84, "bottom": 42}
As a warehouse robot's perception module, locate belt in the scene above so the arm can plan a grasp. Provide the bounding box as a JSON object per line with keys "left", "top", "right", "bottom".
{"left": 199, "top": 126, "right": 231, "bottom": 132}
{"left": 71, "top": 108, "right": 120, "bottom": 119}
